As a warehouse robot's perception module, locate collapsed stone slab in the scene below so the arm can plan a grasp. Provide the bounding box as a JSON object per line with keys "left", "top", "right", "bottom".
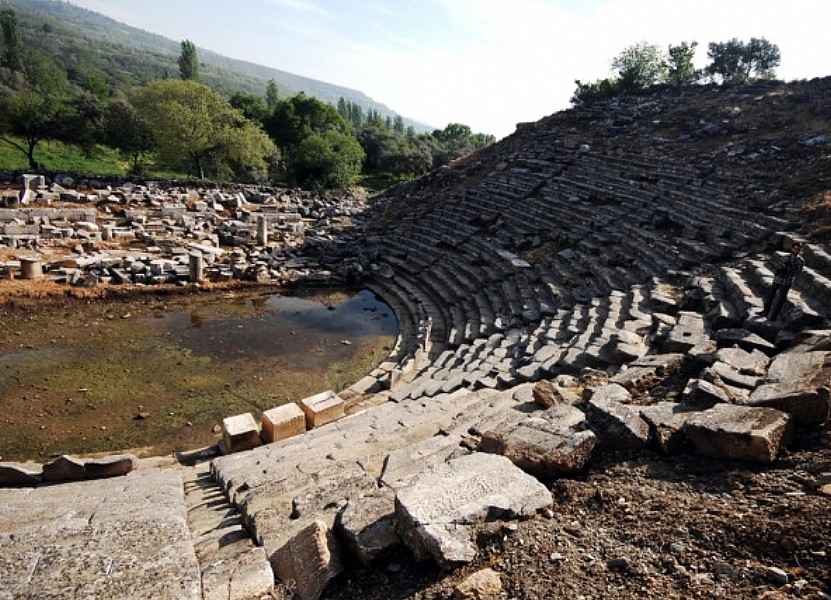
{"left": 638, "top": 402, "right": 696, "bottom": 454}
{"left": 270, "top": 520, "right": 342, "bottom": 600}
{"left": 745, "top": 349, "right": 831, "bottom": 426}
{"left": 585, "top": 384, "right": 649, "bottom": 450}
{"left": 337, "top": 486, "right": 401, "bottom": 565}
{"left": 683, "top": 404, "right": 792, "bottom": 463}
{"left": 395, "top": 453, "right": 552, "bottom": 568}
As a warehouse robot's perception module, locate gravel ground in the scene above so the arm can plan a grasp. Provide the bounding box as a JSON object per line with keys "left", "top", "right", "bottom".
{"left": 324, "top": 427, "right": 831, "bottom": 600}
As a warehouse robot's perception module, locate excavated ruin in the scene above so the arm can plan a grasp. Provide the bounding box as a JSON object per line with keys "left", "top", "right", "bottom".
{"left": 1, "top": 78, "right": 830, "bottom": 599}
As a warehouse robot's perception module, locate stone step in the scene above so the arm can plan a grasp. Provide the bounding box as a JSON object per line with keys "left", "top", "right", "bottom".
{"left": 182, "top": 460, "right": 274, "bottom": 600}
{"left": 0, "top": 464, "right": 202, "bottom": 599}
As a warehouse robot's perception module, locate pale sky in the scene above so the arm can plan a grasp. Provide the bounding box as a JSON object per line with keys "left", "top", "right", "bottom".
{"left": 67, "top": 0, "right": 830, "bottom": 139}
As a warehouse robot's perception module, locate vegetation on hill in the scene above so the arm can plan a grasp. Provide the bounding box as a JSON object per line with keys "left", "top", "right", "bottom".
{"left": 0, "top": 1, "right": 495, "bottom": 187}
{"left": 572, "top": 37, "right": 781, "bottom": 104}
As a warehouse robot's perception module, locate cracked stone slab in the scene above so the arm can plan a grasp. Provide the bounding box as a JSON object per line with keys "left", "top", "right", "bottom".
{"left": 395, "top": 453, "right": 551, "bottom": 568}
{"left": 0, "top": 468, "right": 201, "bottom": 599}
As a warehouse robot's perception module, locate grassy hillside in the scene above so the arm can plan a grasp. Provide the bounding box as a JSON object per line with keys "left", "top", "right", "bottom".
{"left": 5, "top": 0, "right": 432, "bottom": 132}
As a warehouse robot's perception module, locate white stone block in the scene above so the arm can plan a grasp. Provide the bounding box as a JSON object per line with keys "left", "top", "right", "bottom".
{"left": 299, "top": 390, "right": 344, "bottom": 429}
{"left": 261, "top": 403, "right": 306, "bottom": 443}
{"left": 222, "top": 413, "right": 261, "bottom": 454}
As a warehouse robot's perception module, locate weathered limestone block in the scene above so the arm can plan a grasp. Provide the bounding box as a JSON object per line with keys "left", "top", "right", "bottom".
{"left": 602, "top": 329, "right": 647, "bottom": 364}
{"left": 585, "top": 384, "right": 649, "bottom": 450}
{"left": 703, "top": 361, "right": 762, "bottom": 390}
{"left": 663, "top": 311, "right": 707, "bottom": 353}
{"left": 261, "top": 403, "right": 306, "bottom": 443}
{"left": 299, "top": 390, "right": 344, "bottom": 429}
{"left": 201, "top": 545, "right": 274, "bottom": 600}
{"left": 270, "top": 520, "right": 342, "bottom": 600}
{"left": 479, "top": 417, "right": 596, "bottom": 476}
{"left": 638, "top": 403, "right": 696, "bottom": 454}
{"left": 379, "top": 434, "right": 466, "bottom": 490}
{"left": 715, "top": 328, "right": 776, "bottom": 355}
{"left": 682, "top": 378, "right": 731, "bottom": 407}
{"left": 395, "top": 453, "right": 551, "bottom": 568}
{"left": 716, "top": 347, "right": 771, "bottom": 376}
{"left": 745, "top": 350, "right": 831, "bottom": 426}
{"left": 683, "top": 404, "right": 792, "bottom": 463}
{"left": 536, "top": 404, "right": 588, "bottom": 431}
{"left": 610, "top": 353, "right": 685, "bottom": 389}
{"left": 42, "top": 454, "right": 87, "bottom": 482}
{"left": 84, "top": 453, "right": 138, "bottom": 479}
{"left": 337, "top": 487, "right": 401, "bottom": 565}
{"left": 532, "top": 379, "right": 580, "bottom": 407}
{"left": 0, "top": 462, "right": 42, "bottom": 486}
{"left": 746, "top": 384, "right": 830, "bottom": 427}
{"left": 222, "top": 413, "right": 261, "bottom": 454}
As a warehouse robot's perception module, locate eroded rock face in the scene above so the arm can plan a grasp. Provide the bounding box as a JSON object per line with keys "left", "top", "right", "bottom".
{"left": 337, "top": 487, "right": 401, "bottom": 565}
{"left": 395, "top": 453, "right": 552, "bottom": 568}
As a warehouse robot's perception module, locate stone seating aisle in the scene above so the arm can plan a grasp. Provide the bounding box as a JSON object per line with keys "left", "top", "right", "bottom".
{"left": 0, "top": 463, "right": 204, "bottom": 599}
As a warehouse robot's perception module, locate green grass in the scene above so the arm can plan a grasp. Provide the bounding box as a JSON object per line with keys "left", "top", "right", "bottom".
{"left": 0, "top": 136, "right": 189, "bottom": 179}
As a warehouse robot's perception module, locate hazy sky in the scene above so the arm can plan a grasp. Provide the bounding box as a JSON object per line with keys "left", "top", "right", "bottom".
{"left": 67, "top": 0, "right": 829, "bottom": 139}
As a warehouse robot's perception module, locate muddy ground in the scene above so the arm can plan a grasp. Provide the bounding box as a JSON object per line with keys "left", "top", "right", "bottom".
{"left": 0, "top": 282, "right": 394, "bottom": 461}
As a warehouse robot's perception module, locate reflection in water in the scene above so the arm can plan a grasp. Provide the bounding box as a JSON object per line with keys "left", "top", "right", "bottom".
{"left": 158, "top": 289, "right": 398, "bottom": 364}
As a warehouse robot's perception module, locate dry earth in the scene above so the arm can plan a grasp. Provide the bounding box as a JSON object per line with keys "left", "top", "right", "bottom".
{"left": 325, "top": 434, "right": 831, "bottom": 600}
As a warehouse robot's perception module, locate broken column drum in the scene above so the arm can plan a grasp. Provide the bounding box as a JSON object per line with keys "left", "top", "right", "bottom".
{"left": 189, "top": 253, "right": 204, "bottom": 283}
{"left": 20, "top": 257, "right": 43, "bottom": 280}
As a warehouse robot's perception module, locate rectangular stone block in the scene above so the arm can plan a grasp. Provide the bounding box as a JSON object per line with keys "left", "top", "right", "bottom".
{"left": 261, "top": 403, "right": 306, "bottom": 443}
{"left": 299, "top": 390, "right": 344, "bottom": 429}
{"left": 222, "top": 413, "right": 261, "bottom": 454}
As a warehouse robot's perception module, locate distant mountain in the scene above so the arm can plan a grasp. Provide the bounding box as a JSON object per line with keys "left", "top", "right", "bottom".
{"left": 4, "top": 0, "right": 433, "bottom": 132}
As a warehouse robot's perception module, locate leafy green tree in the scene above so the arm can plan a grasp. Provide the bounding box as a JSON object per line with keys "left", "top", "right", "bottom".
{"left": 131, "top": 79, "right": 274, "bottom": 180}
{"left": 612, "top": 42, "right": 666, "bottom": 91}
{"left": 289, "top": 130, "right": 363, "bottom": 189}
{"left": 0, "top": 48, "right": 72, "bottom": 168}
{"left": 393, "top": 115, "right": 405, "bottom": 134}
{"left": 746, "top": 37, "right": 781, "bottom": 79}
{"left": 571, "top": 78, "right": 621, "bottom": 104}
{"left": 265, "top": 93, "right": 362, "bottom": 187}
{"left": 178, "top": 39, "right": 199, "bottom": 81}
{"left": 102, "top": 98, "right": 155, "bottom": 174}
{"left": 230, "top": 91, "right": 269, "bottom": 124}
{"left": 0, "top": 8, "right": 24, "bottom": 72}
{"left": 0, "top": 89, "right": 69, "bottom": 168}
{"left": 667, "top": 41, "right": 698, "bottom": 85}
{"left": 706, "top": 38, "right": 780, "bottom": 82}
{"left": 265, "top": 79, "right": 279, "bottom": 109}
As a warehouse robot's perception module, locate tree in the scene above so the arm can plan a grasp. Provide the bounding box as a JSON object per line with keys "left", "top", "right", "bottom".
{"left": 289, "top": 130, "right": 364, "bottom": 189}
{"left": 265, "top": 79, "right": 279, "bottom": 109}
{"left": 746, "top": 37, "right": 781, "bottom": 79}
{"left": 0, "top": 48, "right": 72, "bottom": 168}
{"left": 706, "top": 37, "right": 780, "bottom": 82}
{"left": 0, "top": 8, "right": 24, "bottom": 72}
{"left": 230, "top": 91, "right": 269, "bottom": 124}
{"left": 667, "top": 41, "right": 698, "bottom": 85}
{"left": 102, "top": 98, "right": 155, "bottom": 174}
{"left": 131, "top": 79, "right": 274, "bottom": 180}
{"left": 612, "top": 42, "right": 666, "bottom": 91}
{"left": 0, "top": 89, "right": 69, "bottom": 168}
{"left": 571, "top": 78, "right": 621, "bottom": 104}
{"left": 178, "top": 40, "right": 199, "bottom": 81}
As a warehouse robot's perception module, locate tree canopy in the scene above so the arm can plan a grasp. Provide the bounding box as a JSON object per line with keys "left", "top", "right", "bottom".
{"left": 130, "top": 79, "right": 274, "bottom": 180}
{"left": 178, "top": 39, "right": 199, "bottom": 81}
{"left": 706, "top": 38, "right": 781, "bottom": 83}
